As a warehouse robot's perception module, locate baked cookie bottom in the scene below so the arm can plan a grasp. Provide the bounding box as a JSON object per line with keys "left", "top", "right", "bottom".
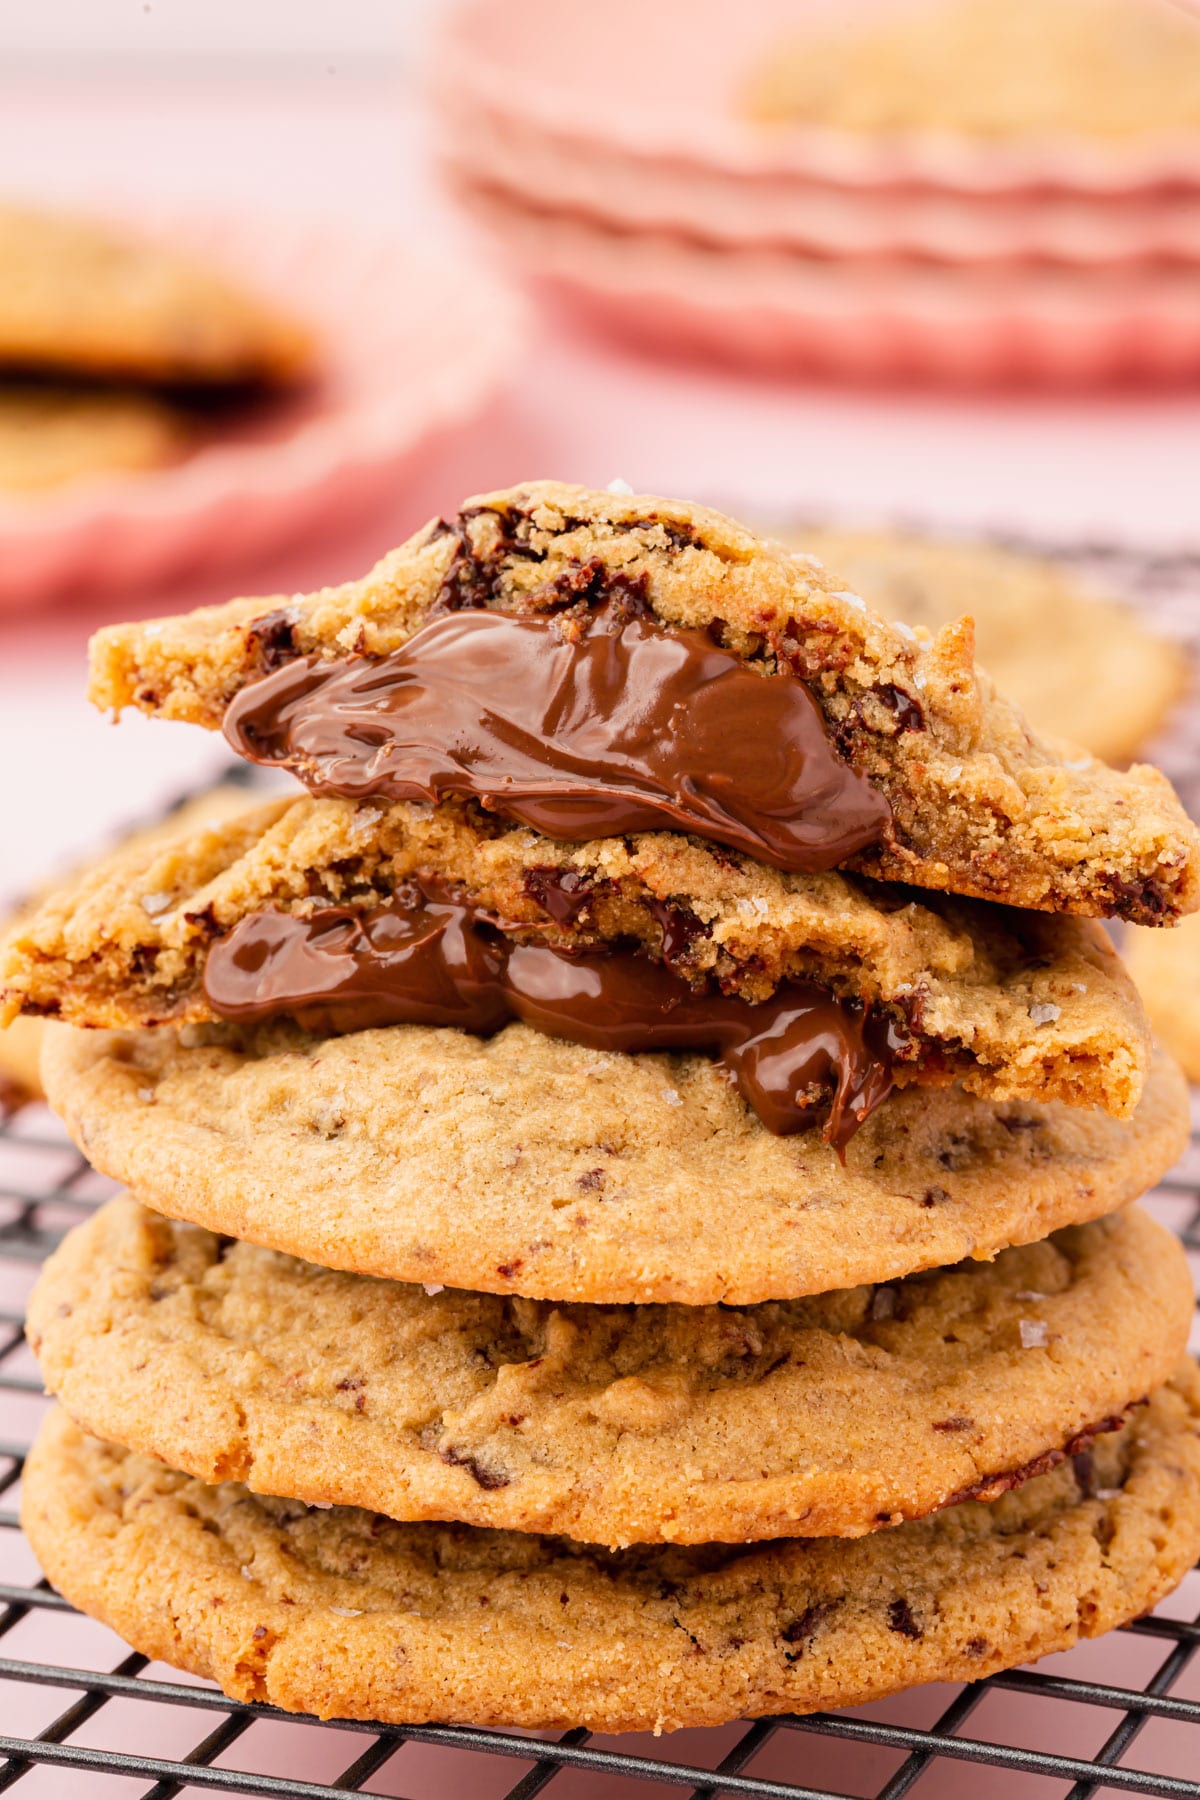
{"left": 40, "top": 1023, "right": 1190, "bottom": 1304}
{"left": 29, "top": 1196, "right": 1193, "bottom": 1547}
{"left": 23, "top": 1371, "right": 1200, "bottom": 1734}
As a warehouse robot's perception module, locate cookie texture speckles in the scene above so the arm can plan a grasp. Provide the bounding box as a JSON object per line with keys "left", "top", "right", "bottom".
{"left": 23, "top": 1371, "right": 1200, "bottom": 1733}
{"left": 86, "top": 483, "right": 1200, "bottom": 924}
{"left": 0, "top": 791, "right": 1154, "bottom": 1119}
{"left": 0, "top": 780, "right": 260, "bottom": 1103}
{"left": 30, "top": 1196, "right": 1192, "bottom": 1547}
{"left": 0, "top": 204, "right": 313, "bottom": 388}
{"left": 38, "top": 1027, "right": 1190, "bottom": 1305}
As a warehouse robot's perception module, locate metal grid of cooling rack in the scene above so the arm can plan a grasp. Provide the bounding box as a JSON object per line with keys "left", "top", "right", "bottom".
{"left": 0, "top": 538, "right": 1199, "bottom": 1799}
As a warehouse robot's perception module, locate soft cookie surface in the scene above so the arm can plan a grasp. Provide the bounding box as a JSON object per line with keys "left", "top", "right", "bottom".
{"left": 40, "top": 1026, "right": 1190, "bottom": 1304}
{"left": 23, "top": 1374, "right": 1200, "bottom": 1733}
{"left": 29, "top": 1196, "right": 1192, "bottom": 1546}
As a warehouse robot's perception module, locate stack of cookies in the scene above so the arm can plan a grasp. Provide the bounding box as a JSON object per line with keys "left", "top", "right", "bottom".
{"left": 5, "top": 482, "right": 1200, "bottom": 1734}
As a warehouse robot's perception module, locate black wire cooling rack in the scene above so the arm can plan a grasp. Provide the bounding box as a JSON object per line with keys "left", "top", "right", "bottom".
{"left": 0, "top": 538, "right": 1199, "bottom": 1800}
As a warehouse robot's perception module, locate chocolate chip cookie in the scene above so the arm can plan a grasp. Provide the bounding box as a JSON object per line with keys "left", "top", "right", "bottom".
{"left": 87, "top": 483, "right": 1200, "bottom": 923}
{"left": 0, "top": 791, "right": 1155, "bottom": 1119}
{"left": 30, "top": 1195, "right": 1190, "bottom": 1547}
{"left": 23, "top": 1370, "right": 1200, "bottom": 1733}
{"left": 0, "top": 204, "right": 313, "bottom": 387}
{"left": 39, "top": 1025, "right": 1189, "bottom": 1304}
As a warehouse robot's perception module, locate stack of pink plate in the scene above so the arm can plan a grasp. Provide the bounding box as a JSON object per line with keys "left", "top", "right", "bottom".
{"left": 434, "top": 0, "right": 1200, "bottom": 385}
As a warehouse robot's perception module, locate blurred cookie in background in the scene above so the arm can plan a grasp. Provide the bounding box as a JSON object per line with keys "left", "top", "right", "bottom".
{"left": 0, "top": 204, "right": 313, "bottom": 391}
{"left": 787, "top": 526, "right": 1188, "bottom": 764}
{"left": 0, "top": 203, "right": 315, "bottom": 500}
{"left": 747, "top": 0, "right": 1200, "bottom": 139}
{"left": 0, "top": 779, "right": 259, "bottom": 1109}
{"left": 0, "top": 385, "right": 189, "bottom": 494}
{"left": 1128, "top": 912, "right": 1200, "bottom": 1084}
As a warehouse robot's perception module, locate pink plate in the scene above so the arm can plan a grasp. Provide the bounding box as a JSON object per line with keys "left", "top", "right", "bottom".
{"left": 439, "top": 0, "right": 1200, "bottom": 197}
{"left": 0, "top": 212, "right": 526, "bottom": 605}
{"left": 456, "top": 178, "right": 1200, "bottom": 386}
{"left": 439, "top": 90, "right": 1200, "bottom": 267}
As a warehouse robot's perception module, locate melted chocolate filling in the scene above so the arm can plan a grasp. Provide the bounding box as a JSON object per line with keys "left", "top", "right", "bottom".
{"left": 203, "top": 884, "right": 899, "bottom": 1148}
{"left": 223, "top": 598, "right": 889, "bottom": 873}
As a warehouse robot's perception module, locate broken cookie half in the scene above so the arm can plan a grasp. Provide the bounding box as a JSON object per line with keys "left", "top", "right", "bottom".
{"left": 0, "top": 790, "right": 1154, "bottom": 1125}
{"left": 87, "top": 481, "right": 1200, "bottom": 924}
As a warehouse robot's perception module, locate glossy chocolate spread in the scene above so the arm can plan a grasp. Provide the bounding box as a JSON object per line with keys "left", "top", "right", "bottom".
{"left": 222, "top": 599, "right": 889, "bottom": 872}
{"left": 204, "top": 883, "right": 899, "bottom": 1147}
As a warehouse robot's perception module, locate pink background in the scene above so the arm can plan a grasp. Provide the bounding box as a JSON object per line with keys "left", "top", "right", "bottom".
{"left": 0, "top": 36, "right": 1198, "bottom": 1800}
{"left": 2, "top": 71, "right": 1200, "bottom": 900}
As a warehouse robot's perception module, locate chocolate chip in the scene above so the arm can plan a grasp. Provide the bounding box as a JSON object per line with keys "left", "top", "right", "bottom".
{"left": 433, "top": 498, "right": 658, "bottom": 624}
{"left": 439, "top": 1446, "right": 510, "bottom": 1490}
{"left": 245, "top": 606, "right": 303, "bottom": 671}
{"left": 888, "top": 1598, "right": 922, "bottom": 1639}
{"left": 781, "top": 1600, "right": 841, "bottom": 1660}
{"left": 183, "top": 902, "right": 221, "bottom": 940}
{"left": 1073, "top": 1449, "right": 1096, "bottom": 1498}
{"left": 932, "top": 1415, "right": 974, "bottom": 1433}
{"left": 576, "top": 1169, "right": 605, "bottom": 1192}
{"left": 496, "top": 1259, "right": 523, "bottom": 1279}
{"left": 875, "top": 685, "right": 925, "bottom": 733}
{"left": 936, "top": 1132, "right": 972, "bottom": 1171}
{"left": 522, "top": 866, "right": 598, "bottom": 926}
{"left": 645, "top": 896, "right": 710, "bottom": 966}
{"left": 965, "top": 1636, "right": 990, "bottom": 1656}
{"left": 921, "top": 1186, "right": 952, "bottom": 1207}
{"left": 623, "top": 514, "right": 702, "bottom": 553}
